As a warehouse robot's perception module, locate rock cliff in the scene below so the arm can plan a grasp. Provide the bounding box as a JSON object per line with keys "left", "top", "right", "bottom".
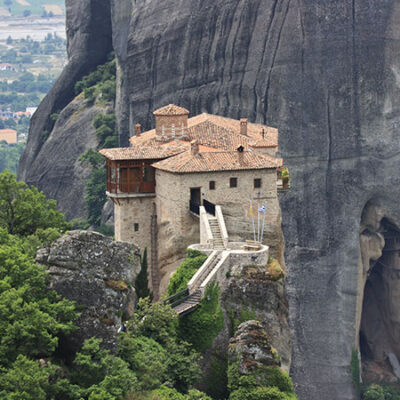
{"left": 18, "top": 0, "right": 400, "bottom": 398}
{"left": 36, "top": 230, "right": 140, "bottom": 354}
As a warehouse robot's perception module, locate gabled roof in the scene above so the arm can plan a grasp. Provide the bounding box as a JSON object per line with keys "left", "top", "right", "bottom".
{"left": 152, "top": 150, "right": 283, "bottom": 174}
{"left": 99, "top": 140, "right": 188, "bottom": 161}
{"left": 187, "top": 113, "right": 278, "bottom": 148}
{"left": 129, "top": 112, "right": 278, "bottom": 150}
{"left": 153, "top": 104, "right": 190, "bottom": 116}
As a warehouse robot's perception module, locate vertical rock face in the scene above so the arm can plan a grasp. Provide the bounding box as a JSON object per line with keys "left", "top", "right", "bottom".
{"left": 121, "top": 3, "right": 400, "bottom": 396}
{"left": 18, "top": 0, "right": 400, "bottom": 398}
{"left": 18, "top": 0, "right": 113, "bottom": 205}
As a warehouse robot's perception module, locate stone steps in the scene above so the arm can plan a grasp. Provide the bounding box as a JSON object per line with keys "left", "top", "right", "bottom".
{"left": 208, "top": 217, "right": 225, "bottom": 249}
{"left": 173, "top": 289, "right": 203, "bottom": 315}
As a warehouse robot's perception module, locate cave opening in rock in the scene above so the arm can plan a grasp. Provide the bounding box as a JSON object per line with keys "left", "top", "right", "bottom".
{"left": 360, "top": 218, "right": 400, "bottom": 383}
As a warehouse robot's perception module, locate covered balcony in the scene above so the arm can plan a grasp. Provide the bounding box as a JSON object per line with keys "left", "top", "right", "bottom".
{"left": 106, "top": 159, "right": 156, "bottom": 196}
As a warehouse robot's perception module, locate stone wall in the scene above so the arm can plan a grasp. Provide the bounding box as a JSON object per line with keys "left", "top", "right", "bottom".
{"left": 155, "top": 114, "right": 188, "bottom": 139}
{"left": 155, "top": 167, "right": 281, "bottom": 292}
{"left": 114, "top": 194, "right": 155, "bottom": 264}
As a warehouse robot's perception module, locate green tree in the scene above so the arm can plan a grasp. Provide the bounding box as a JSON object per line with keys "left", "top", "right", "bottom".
{"left": 0, "top": 355, "right": 49, "bottom": 400}
{"left": 128, "top": 298, "right": 201, "bottom": 392}
{"left": 178, "top": 282, "right": 224, "bottom": 352}
{"left": 118, "top": 335, "right": 168, "bottom": 391}
{"left": 0, "top": 229, "right": 77, "bottom": 366}
{"left": 135, "top": 248, "right": 152, "bottom": 299}
{"left": 0, "top": 171, "right": 69, "bottom": 235}
{"left": 72, "top": 337, "right": 138, "bottom": 399}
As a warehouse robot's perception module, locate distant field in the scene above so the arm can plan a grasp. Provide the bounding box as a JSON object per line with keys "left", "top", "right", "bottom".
{"left": 43, "top": 4, "right": 62, "bottom": 15}
{"left": 0, "top": 7, "right": 11, "bottom": 16}
{"left": 1, "top": 0, "right": 65, "bottom": 17}
{"left": 16, "top": 0, "right": 31, "bottom": 6}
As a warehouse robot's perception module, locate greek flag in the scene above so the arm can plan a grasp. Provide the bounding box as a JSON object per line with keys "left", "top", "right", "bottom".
{"left": 258, "top": 205, "right": 266, "bottom": 213}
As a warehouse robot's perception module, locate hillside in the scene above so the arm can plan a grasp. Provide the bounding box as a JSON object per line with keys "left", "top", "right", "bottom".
{"left": 0, "top": 0, "right": 64, "bottom": 17}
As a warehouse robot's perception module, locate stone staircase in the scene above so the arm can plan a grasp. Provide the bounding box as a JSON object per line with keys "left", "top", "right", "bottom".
{"left": 172, "top": 289, "right": 203, "bottom": 316}
{"left": 169, "top": 252, "right": 223, "bottom": 316}
{"left": 208, "top": 217, "right": 225, "bottom": 250}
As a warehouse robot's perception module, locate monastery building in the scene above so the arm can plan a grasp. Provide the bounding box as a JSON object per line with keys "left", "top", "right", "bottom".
{"left": 100, "top": 105, "right": 284, "bottom": 298}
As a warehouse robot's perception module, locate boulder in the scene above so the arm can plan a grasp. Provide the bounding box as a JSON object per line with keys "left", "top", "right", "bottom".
{"left": 228, "top": 320, "right": 281, "bottom": 375}
{"left": 36, "top": 230, "right": 140, "bottom": 353}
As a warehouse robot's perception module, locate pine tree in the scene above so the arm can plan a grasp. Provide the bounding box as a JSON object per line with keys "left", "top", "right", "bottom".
{"left": 135, "top": 248, "right": 152, "bottom": 300}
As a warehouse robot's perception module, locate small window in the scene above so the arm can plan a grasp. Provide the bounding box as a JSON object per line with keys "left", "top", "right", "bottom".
{"left": 254, "top": 178, "right": 262, "bottom": 188}
{"left": 209, "top": 181, "right": 216, "bottom": 190}
{"left": 230, "top": 177, "right": 237, "bottom": 188}
{"left": 134, "top": 223, "right": 139, "bottom": 232}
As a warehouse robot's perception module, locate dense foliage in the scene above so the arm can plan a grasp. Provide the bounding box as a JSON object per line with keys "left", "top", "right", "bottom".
{"left": 227, "top": 363, "right": 297, "bottom": 400}
{"left": 0, "top": 170, "right": 69, "bottom": 235}
{"left": 167, "top": 249, "right": 207, "bottom": 296}
{"left": 74, "top": 57, "right": 116, "bottom": 105}
{"left": 135, "top": 248, "right": 152, "bottom": 300}
{"left": 178, "top": 282, "right": 224, "bottom": 353}
{"left": 0, "top": 176, "right": 208, "bottom": 399}
{"left": 361, "top": 384, "right": 400, "bottom": 400}
{"left": 79, "top": 148, "right": 108, "bottom": 228}
{"left": 0, "top": 72, "right": 54, "bottom": 93}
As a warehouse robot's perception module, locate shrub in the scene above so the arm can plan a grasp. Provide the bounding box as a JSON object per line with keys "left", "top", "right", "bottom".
{"left": 178, "top": 282, "right": 224, "bottom": 352}
{"left": 135, "top": 248, "right": 152, "bottom": 300}
{"left": 363, "top": 385, "right": 385, "bottom": 400}
{"left": 167, "top": 250, "right": 207, "bottom": 296}
{"left": 229, "top": 386, "right": 295, "bottom": 400}
{"left": 118, "top": 335, "right": 168, "bottom": 391}
{"left": 0, "top": 171, "right": 69, "bottom": 236}
{"left": 351, "top": 349, "right": 361, "bottom": 395}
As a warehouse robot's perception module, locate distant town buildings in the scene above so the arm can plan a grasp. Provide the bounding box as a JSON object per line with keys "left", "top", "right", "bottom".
{"left": 26, "top": 107, "right": 37, "bottom": 116}
{"left": 0, "top": 63, "right": 16, "bottom": 72}
{"left": 0, "top": 107, "right": 37, "bottom": 120}
{"left": 0, "top": 129, "right": 17, "bottom": 144}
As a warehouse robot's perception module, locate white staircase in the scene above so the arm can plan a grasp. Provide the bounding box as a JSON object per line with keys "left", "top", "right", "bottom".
{"left": 208, "top": 217, "right": 225, "bottom": 250}
{"left": 200, "top": 204, "right": 228, "bottom": 250}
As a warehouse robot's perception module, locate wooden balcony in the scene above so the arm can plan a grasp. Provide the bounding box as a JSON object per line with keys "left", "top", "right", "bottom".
{"left": 106, "top": 159, "right": 156, "bottom": 197}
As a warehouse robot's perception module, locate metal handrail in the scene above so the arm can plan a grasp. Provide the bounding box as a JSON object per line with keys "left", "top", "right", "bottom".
{"left": 163, "top": 288, "right": 189, "bottom": 306}
{"left": 203, "top": 199, "right": 216, "bottom": 216}
{"left": 189, "top": 200, "right": 200, "bottom": 215}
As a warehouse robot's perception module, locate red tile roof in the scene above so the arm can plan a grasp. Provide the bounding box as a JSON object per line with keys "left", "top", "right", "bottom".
{"left": 153, "top": 104, "right": 189, "bottom": 116}
{"left": 100, "top": 107, "right": 281, "bottom": 173}
{"left": 152, "top": 150, "right": 283, "bottom": 173}
{"left": 99, "top": 139, "right": 188, "bottom": 160}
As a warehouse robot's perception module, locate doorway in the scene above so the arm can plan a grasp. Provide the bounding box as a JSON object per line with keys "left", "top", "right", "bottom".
{"left": 190, "top": 187, "right": 201, "bottom": 205}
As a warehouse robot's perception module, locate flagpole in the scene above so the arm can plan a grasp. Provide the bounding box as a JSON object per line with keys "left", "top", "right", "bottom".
{"left": 260, "top": 203, "right": 266, "bottom": 243}
{"left": 257, "top": 197, "right": 260, "bottom": 242}
{"left": 250, "top": 200, "right": 256, "bottom": 241}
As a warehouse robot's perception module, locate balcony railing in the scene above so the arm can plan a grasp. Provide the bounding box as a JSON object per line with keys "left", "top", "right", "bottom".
{"left": 107, "top": 180, "right": 155, "bottom": 195}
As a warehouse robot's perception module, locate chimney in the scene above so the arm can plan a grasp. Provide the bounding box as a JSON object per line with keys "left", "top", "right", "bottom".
{"left": 191, "top": 140, "right": 199, "bottom": 156}
{"left": 240, "top": 118, "right": 248, "bottom": 136}
{"left": 135, "top": 123, "right": 141, "bottom": 137}
{"left": 237, "top": 145, "right": 244, "bottom": 164}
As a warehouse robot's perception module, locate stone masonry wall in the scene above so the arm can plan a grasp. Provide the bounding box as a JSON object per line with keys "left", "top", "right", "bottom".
{"left": 114, "top": 195, "right": 155, "bottom": 278}
{"left": 155, "top": 167, "right": 280, "bottom": 292}
{"left": 155, "top": 114, "right": 188, "bottom": 139}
